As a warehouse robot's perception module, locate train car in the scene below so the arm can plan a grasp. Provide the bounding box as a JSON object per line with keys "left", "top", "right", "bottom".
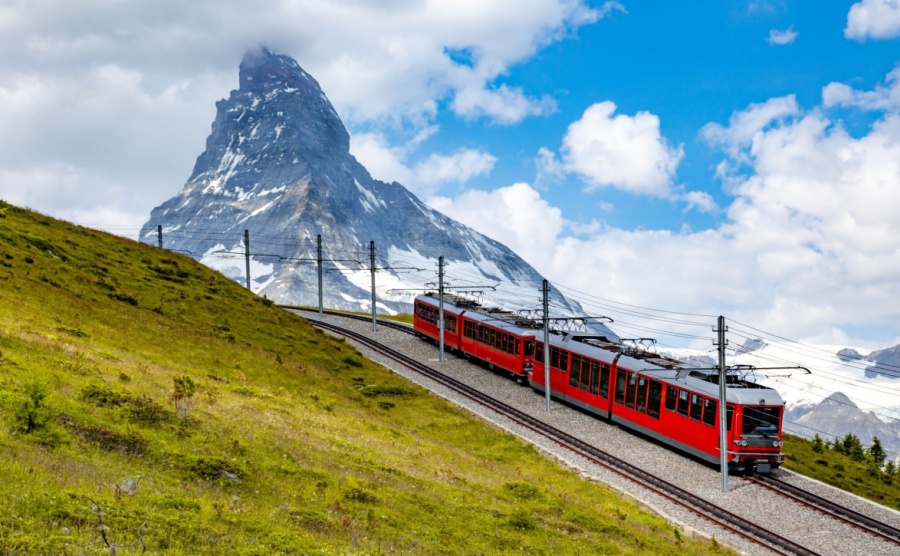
{"left": 528, "top": 333, "right": 785, "bottom": 473}
{"left": 413, "top": 292, "right": 465, "bottom": 350}
{"left": 415, "top": 294, "right": 786, "bottom": 473}
{"left": 414, "top": 293, "right": 538, "bottom": 378}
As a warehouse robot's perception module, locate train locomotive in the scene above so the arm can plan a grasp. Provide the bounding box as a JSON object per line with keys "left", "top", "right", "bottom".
{"left": 413, "top": 292, "right": 786, "bottom": 474}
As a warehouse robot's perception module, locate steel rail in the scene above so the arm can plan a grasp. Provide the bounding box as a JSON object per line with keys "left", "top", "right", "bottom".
{"left": 749, "top": 475, "right": 900, "bottom": 546}
{"left": 303, "top": 314, "right": 820, "bottom": 556}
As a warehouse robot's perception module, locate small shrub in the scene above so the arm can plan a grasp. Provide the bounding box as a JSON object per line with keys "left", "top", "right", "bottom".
{"left": 344, "top": 488, "right": 379, "bottom": 504}
{"left": 109, "top": 291, "right": 138, "bottom": 306}
{"left": 56, "top": 326, "right": 88, "bottom": 338}
{"left": 71, "top": 423, "right": 148, "bottom": 455}
{"left": 502, "top": 481, "right": 542, "bottom": 500}
{"left": 172, "top": 374, "right": 196, "bottom": 418}
{"left": 127, "top": 395, "right": 171, "bottom": 426}
{"left": 358, "top": 384, "right": 411, "bottom": 398}
{"left": 507, "top": 509, "right": 535, "bottom": 530}
{"left": 12, "top": 381, "right": 65, "bottom": 447}
{"left": 342, "top": 356, "right": 363, "bottom": 368}
{"left": 80, "top": 384, "right": 129, "bottom": 407}
{"left": 189, "top": 456, "right": 244, "bottom": 482}
{"left": 12, "top": 380, "right": 53, "bottom": 434}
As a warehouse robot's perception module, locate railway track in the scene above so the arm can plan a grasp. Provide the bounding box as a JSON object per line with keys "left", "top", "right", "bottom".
{"left": 297, "top": 310, "right": 820, "bottom": 556}
{"left": 749, "top": 475, "right": 900, "bottom": 546}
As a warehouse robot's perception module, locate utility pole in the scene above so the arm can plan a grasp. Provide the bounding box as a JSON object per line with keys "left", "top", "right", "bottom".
{"left": 243, "top": 229, "right": 251, "bottom": 290}
{"left": 157, "top": 225, "right": 163, "bottom": 249}
{"left": 370, "top": 241, "right": 376, "bottom": 333}
{"left": 542, "top": 279, "right": 551, "bottom": 412}
{"left": 716, "top": 315, "right": 729, "bottom": 493}
{"left": 317, "top": 235, "right": 323, "bottom": 317}
{"left": 438, "top": 256, "right": 445, "bottom": 363}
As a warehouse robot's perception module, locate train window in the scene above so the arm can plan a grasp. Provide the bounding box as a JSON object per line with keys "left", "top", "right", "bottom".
{"left": 689, "top": 394, "right": 703, "bottom": 421}
{"left": 665, "top": 386, "right": 677, "bottom": 411}
{"left": 550, "top": 348, "right": 568, "bottom": 372}
{"left": 446, "top": 315, "right": 457, "bottom": 333}
{"left": 569, "top": 355, "right": 582, "bottom": 387}
{"left": 580, "top": 359, "right": 590, "bottom": 391}
{"left": 647, "top": 380, "right": 662, "bottom": 419}
{"left": 625, "top": 372, "right": 637, "bottom": 409}
{"left": 727, "top": 406, "right": 734, "bottom": 431}
{"left": 636, "top": 376, "right": 648, "bottom": 413}
{"left": 535, "top": 342, "right": 543, "bottom": 361}
{"left": 524, "top": 341, "right": 534, "bottom": 357}
{"left": 515, "top": 339, "right": 521, "bottom": 355}
{"left": 614, "top": 370, "right": 626, "bottom": 404}
{"left": 589, "top": 360, "right": 600, "bottom": 395}
{"left": 677, "top": 389, "right": 689, "bottom": 416}
{"left": 599, "top": 364, "right": 610, "bottom": 399}
{"left": 702, "top": 398, "right": 717, "bottom": 426}
{"left": 501, "top": 333, "right": 508, "bottom": 353}
{"left": 742, "top": 406, "right": 781, "bottom": 435}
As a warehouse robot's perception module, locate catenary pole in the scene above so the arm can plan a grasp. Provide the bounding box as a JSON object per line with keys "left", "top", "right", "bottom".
{"left": 717, "top": 315, "right": 729, "bottom": 493}
{"left": 542, "top": 279, "right": 551, "bottom": 412}
{"left": 438, "top": 256, "right": 445, "bottom": 363}
{"left": 243, "top": 229, "right": 251, "bottom": 290}
{"left": 317, "top": 234, "right": 323, "bottom": 317}
{"left": 157, "top": 225, "right": 163, "bottom": 249}
{"left": 370, "top": 241, "right": 376, "bottom": 333}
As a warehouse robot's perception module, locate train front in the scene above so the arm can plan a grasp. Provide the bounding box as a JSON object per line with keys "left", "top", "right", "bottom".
{"left": 729, "top": 386, "right": 786, "bottom": 473}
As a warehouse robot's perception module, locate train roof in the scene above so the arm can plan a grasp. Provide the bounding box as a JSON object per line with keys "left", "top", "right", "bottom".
{"left": 416, "top": 292, "right": 541, "bottom": 335}
{"left": 551, "top": 326, "right": 784, "bottom": 406}
{"left": 416, "top": 294, "right": 784, "bottom": 406}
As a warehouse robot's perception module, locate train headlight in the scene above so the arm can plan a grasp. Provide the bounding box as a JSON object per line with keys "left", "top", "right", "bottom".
{"left": 774, "top": 441, "right": 782, "bottom": 447}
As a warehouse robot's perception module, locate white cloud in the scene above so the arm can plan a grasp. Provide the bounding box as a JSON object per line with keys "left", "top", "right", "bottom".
{"left": 845, "top": 0, "right": 900, "bottom": 40}
{"left": 429, "top": 82, "right": 900, "bottom": 346}
{"left": 701, "top": 95, "right": 800, "bottom": 156}
{"left": 451, "top": 83, "right": 556, "bottom": 125}
{"left": 561, "top": 101, "right": 684, "bottom": 196}
{"left": 678, "top": 191, "right": 719, "bottom": 214}
{"left": 427, "top": 183, "right": 566, "bottom": 270}
{"left": 822, "top": 66, "right": 900, "bottom": 111}
{"left": 768, "top": 26, "right": 798, "bottom": 45}
{"left": 350, "top": 131, "right": 496, "bottom": 198}
{"left": 534, "top": 146, "right": 565, "bottom": 188}
{"left": 0, "top": 0, "right": 610, "bottom": 229}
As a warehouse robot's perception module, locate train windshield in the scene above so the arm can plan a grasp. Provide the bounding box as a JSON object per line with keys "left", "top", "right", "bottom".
{"left": 742, "top": 406, "right": 781, "bottom": 436}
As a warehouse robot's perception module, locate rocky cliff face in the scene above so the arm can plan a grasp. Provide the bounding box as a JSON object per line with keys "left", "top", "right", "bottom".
{"left": 140, "top": 48, "right": 598, "bottom": 325}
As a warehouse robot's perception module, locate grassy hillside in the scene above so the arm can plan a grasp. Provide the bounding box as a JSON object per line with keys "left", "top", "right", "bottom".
{"left": 0, "top": 201, "right": 730, "bottom": 555}
{"left": 782, "top": 434, "right": 900, "bottom": 510}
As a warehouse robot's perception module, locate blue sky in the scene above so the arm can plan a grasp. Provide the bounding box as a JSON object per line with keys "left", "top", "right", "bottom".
{"left": 2, "top": 0, "right": 900, "bottom": 347}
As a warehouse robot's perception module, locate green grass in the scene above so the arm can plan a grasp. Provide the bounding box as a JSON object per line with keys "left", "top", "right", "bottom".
{"left": 284, "top": 305, "right": 414, "bottom": 326}
{"left": 782, "top": 434, "right": 900, "bottom": 510}
{"left": 0, "top": 201, "right": 731, "bottom": 554}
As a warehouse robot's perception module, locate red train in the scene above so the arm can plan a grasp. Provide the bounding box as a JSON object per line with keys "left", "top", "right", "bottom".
{"left": 413, "top": 292, "right": 785, "bottom": 474}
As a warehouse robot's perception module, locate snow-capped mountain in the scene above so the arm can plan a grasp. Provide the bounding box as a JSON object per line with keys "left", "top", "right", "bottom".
{"left": 139, "top": 48, "right": 601, "bottom": 331}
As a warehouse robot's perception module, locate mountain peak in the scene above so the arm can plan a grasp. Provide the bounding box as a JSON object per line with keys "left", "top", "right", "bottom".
{"left": 239, "top": 47, "right": 306, "bottom": 90}
{"left": 141, "top": 50, "right": 585, "bottom": 322}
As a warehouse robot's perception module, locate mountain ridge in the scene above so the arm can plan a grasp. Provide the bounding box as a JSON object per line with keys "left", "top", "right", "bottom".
{"left": 140, "top": 47, "right": 596, "bottom": 328}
